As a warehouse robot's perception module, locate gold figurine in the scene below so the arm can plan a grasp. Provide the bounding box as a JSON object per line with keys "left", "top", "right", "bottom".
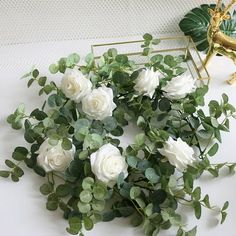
{"left": 204, "top": 0, "right": 236, "bottom": 84}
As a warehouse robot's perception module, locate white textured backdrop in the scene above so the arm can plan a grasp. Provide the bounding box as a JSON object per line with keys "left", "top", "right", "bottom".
{"left": 0, "top": 0, "right": 216, "bottom": 46}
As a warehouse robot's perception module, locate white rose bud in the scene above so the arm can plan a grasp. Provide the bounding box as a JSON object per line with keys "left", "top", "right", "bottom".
{"left": 158, "top": 137, "right": 196, "bottom": 172}
{"left": 162, "top": 73, "right": 196, "bottom": 100}
{"left": 90, "top": 144, "right": 128, "bottom": 188}
{"left": 134, "top": 67, "right": 161, "bottom": 98}
{"left": 61, "top": 68, "right": 92, "bottom": 102}
{"left": 82, "top": 85, "right": 116, "bottom": 121}
{"left": 37, "top": 139, "right": 75, "bottom": 172}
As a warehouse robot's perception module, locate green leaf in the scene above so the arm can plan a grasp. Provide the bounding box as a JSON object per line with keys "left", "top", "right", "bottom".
{"left": 193, "top": 201, "right": 202, "bottom": 219}
{"left": 56, "top": 184, "right": 71, "bottom": 197}
{"left": 222, "top": 201, "right": 229, "bottom": 211}
{"left": 159, "top": 98, "right": 171, "bottom": 112}
{"left": 222, "top": 93, "right": 229, "bottom": 104}
{"left": 27, "top": 78, "right": 35, "bottom": 88}
{"left": 44, "top": 84, "right": 53, "bottom": 94}
{"left": 164, "top": 55, "right": 177, "bottom": 67}
{"left": 202, "top": 194, "right": 211, "bottom": 208}
{"left": 130, "top": 186, "right": 141, "bottom": 199}
{"left": 183, "top": 172, "right": 193, "bottom": 192}
{"left": 115, "top": 55, "right": 128, "bottom": 64}
{"left": 183, "top": 103, "right": 196, "bottom": 114}
{"left": 102, "top": 211, "right": 116, "bottom": 222}
{"left": 83, "top": 133, "right": 103, "bottom": 150}
{"left": 221, "top": 212, "right": 227, "bottom": 224}
{"left": 110, "top": 126, "right": 124, "bottom": 136}
{"left": 192, "top": 187, "right": 201, "bottom": 201}
{"left": 85, "top": 53, "right": 94, "bottom": 66}
{"left": 80, "top": 190, "right": 93, "bottom": 203}
{"left": 49, "top": 64, "right": 59, "bottom": 74}
{"left": 34, "top": 166, "right": 46, "bottom": 177}
{"left": 0, "top": 170, "right": 10, "bottom": 178}
{"left": 108, "top": 48, "right": 118, "bottom": 58}
{"left": 127, "top": 155, "right": 138, "bottom": 168}
{"left": 117, "top": 172, "right": 125, "bottom": 189}
{"left": 12, "top": 147, "right": 28, "bottom": 161}
{"left": 40, "top": 183, "right": 53, "bottom": 195}
{"left": 46, "top": 200, "right": 58, "bottom": 211}
{"left": 93, "top": 185, "right": 107, "bottom": 200}
{"left": 179, "top": 4, "right": 236, "bottom": 52}
{"left": 38, "top": 76, "right": 47, "bottom": 86}
{"left": 78, "top": 201, "right": 91, "bottom": 213}
{"left": 13, "top": 166, "right": 24, "bottom": 177}
{"left": 143, "top": 33, "right": 153, "bottom": 41}
{"left": 186, "top": 226, "right": 197, "bottom": 236}
{"left": 145, "top": 168, "right": 159, "bottom": 184}
{"left": 66, "top": 53, "right": 80, "bottom": 66}
{"left": 208, "top": 143, "right": 219, "bottom": 156}
{"left": 5, "top": 159, "right": 15, "bottom": 168}
{"left": 152, "top": 38, "right": 161, "bottom": 45}
{"left": 83, "top": 217, "right": 94, "bottom": 231}
{"left": 32, "top": 69, "right": 39, "bottom": 78}
{"left": 82, "top": 177, "right": 94, "bottom": 190}
{"left": 66, "top": 217, "right": 82, "bottom": 235}
{"left": 103, "top": 117, "right": 117, "bottom": 131}
{"left": 91, "top": 199, "right": 105, "bottom": 212}
{"left": 118, "top": 206, "right": 135, "bottom": 217}
{"left": 135, "top": 133, "right": 145, "bottom": 147}
{"left": 135, "top": 197, "right": 146, "bottom": 208}
{"left": 61, "top": 138, "right": 72, "bottom": 150}
{"left": 30, "top": 108, "right": 47, "bottom": 121}
{"left": 11, "top": 173, "right": 19, "bottom": 182}
{"left": 75, "top": 118, "right": 91, "bottom": 130}
{"left": 131, "top": 213, "right": 143, "bottom": 227}
{"left": 144, "top": 204, "right": 153, "bottom": 217}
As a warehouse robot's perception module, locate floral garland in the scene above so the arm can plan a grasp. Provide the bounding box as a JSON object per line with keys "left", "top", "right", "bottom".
{"left": 1, "top": 34, "right": 236, "bottom": 236}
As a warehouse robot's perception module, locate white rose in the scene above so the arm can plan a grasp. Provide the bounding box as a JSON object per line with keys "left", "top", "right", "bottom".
{"left": 90, "top": 144, "right": 128, "bottom": 187}
{"left": 158, "top": 137, "right": 195, "bottom": 172}
{"left": 162, "top": 73, "right": 196, "bottom": 100}
{"left": 37, "top": 139, "right": 75, "bottom": 172}
{"left": 134, "top": 67, "right": 161, "bottom": 98}
{"left": 82, "top": 85, "right": 116, "bottom": 121}
{"left": 61, "top": 68, "right": 92, "bottom": 102}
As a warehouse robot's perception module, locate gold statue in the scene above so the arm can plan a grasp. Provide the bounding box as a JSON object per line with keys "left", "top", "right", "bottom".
{"left": 204, "top": 0, "right": 236, "bottom": 84}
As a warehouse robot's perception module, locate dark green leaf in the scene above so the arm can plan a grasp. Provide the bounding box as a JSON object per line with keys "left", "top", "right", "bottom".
{"left": 221, "top": 212, "right": 227, "bottom": 224}
{"left": 208, "top": 143, "right": 219, "bottom": 156}
{"left": 83, "top": 217, "right": 94, "bottom": 231}
{"left": 143, "top": 33, "right": 153, "bottom": 41}
{"left": 222, "top": 201, "right": 229, "bottom": 211}
{"left": 61, "top": 138, "right": 72, "bottom": 150}
{"left": 11, "top": 173, "right": 19, "bottom": 182}
{"left": 193, "top": 201, "right": 201, "bottom": 219}
{"left": 145, "top": 168, "right": 159, "bottom": 184}
{"left": 5, "top": 159, "right": 15, "bottom": 168}
{"left": 46, "top": 201, "right": 58, "bottom": 211}
{"left": 40, "top": 183, "right": 53, "bottom": 195}
{"left": 38, "top": 76, "right": 47, "bottom": 86}
{"left": 27, "top": 78, "right": 35, "bottom": 88}
{"left": 159, "top": 98, "right": 171, "bottom": 112}
{"left": 56, "top": 184, "right": 71, "bottom": 197}
{"left": 32, "top": 69, "right": 39, "bottom": 78}
{"left": 12, "top": 146, "right": 28, "bottom": 161}
{"left": 102, "top": 211, "right": 116, "bottom": 222}
{"left": 0, "top": 170, "right": 10, "bottom": 178}
{"left": 103, "top": 117, "right": 117, "bottom": 131}
{"left": 34, "top": 166, "right": 46, "bottom": 177}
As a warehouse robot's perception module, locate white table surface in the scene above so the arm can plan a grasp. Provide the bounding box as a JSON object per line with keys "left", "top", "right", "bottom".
{"left": 0, "top": 37, "right": 236, "bottom": 236}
